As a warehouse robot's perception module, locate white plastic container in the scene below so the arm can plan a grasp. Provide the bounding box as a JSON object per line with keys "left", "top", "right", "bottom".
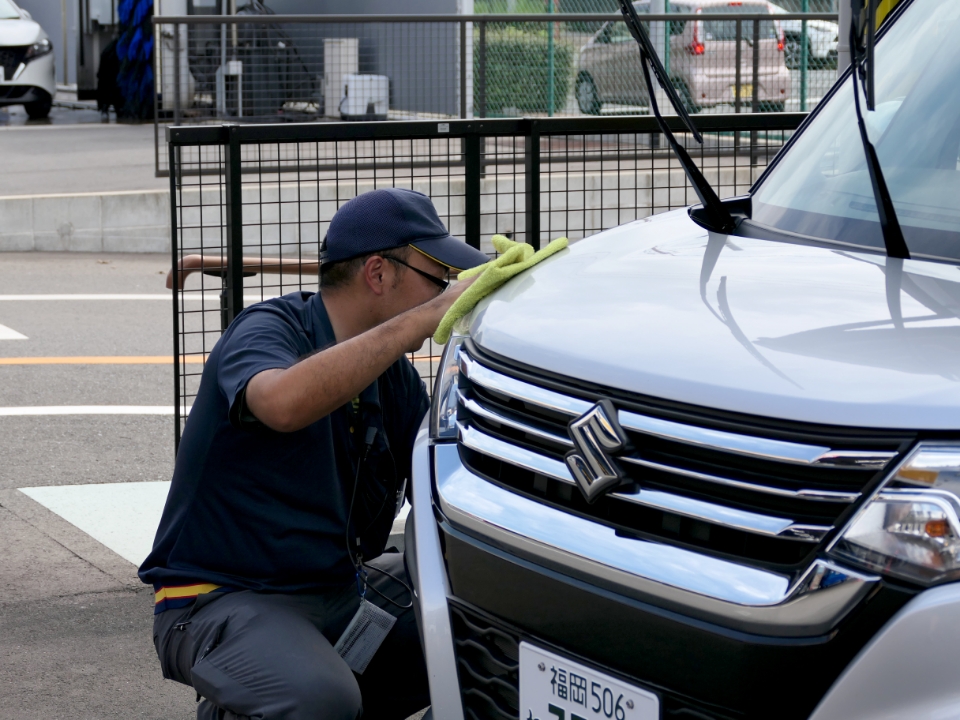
{"left": 340, "top": 74, "right": 389, "bottom": 121}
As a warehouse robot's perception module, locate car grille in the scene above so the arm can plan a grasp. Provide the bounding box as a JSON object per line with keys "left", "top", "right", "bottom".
{"left": 456, "top": 341, "right": 913, "bottom": 571}
{"left": 451, "top": 604, "right": 519, "bottom": 720}
{"left": 450, "top": 602, "right": 744, "bottom": 720}
{"left": 0, "top": 46, "right": 28, "bottom": 79}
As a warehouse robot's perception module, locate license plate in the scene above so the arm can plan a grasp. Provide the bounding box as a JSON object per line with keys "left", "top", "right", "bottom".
{"left": 731, "top": 83, "right": 753, "bottom": 98}
{"left": 519, "top": 643, "right": 660, "bottom": 720}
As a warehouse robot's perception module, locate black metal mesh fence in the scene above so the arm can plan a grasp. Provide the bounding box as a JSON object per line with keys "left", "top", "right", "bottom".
{"left": 168, "top": 113, "right": 803, "bottom": 444}
{"left": 153, "top": 11, "right": 836, "bottom": 174}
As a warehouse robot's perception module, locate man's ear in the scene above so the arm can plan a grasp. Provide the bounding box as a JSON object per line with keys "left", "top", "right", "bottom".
{"left": 361, "top": 255, "right": 388, "bottom": 296}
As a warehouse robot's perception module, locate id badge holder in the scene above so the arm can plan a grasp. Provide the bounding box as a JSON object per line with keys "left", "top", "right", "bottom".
{"left": 333, "top": 566, "right": 397, "bottom": 674}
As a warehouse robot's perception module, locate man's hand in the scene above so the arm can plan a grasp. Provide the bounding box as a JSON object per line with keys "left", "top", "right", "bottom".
{"left": 401, "top": 275, "right": 476, "bottom": 351}
{"left": 245, "top": 276, "right": 476, "bottom": 432}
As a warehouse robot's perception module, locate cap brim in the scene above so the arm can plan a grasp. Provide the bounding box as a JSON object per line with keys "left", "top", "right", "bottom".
{"left": 411, "top": 236, "right": 490, "bottom": 273}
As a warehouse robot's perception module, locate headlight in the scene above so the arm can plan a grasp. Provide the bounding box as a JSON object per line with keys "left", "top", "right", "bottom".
{"left": 429, "top": 334, "right": 466, "bottom": 440}
{"left": 24, "top": 38, "right": 52, "bottom": 61}
{"left": 829, "top": 443, "right": 960, "bottom": 585}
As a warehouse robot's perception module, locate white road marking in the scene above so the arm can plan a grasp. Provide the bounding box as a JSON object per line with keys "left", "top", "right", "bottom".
{"left": 19, "top": 481, "right": 171, "bottom": 566}
{"left": 18, "top": 485, "right": 409, "bottom": 568}
{"left": 0, "top": 323, "right": 27, "bottom": 339}
{"left": 0, "top": 294, "right": 286, "bottom": 302}
{"left": 0, "top": 406, "right": 189, "bottom": 416}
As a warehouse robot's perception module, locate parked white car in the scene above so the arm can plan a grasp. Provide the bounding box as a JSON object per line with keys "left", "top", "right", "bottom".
{"left": 771, "top": 3, "right": 839, "bottom": 68}
{"left": 0, "top": 0, "right": 55, "bottom": 119}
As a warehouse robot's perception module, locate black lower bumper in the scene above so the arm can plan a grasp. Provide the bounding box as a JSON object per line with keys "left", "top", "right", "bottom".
{"left": 0, "top": 85, "right": 46, "bottom": 105}
{"left": 441, "top": 522, "right": 914, "bottom": 720}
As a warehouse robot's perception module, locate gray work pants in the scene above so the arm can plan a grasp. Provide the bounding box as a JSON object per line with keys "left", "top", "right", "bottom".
{"left": 152, "top": 553, "right": 429, "bottom": 720}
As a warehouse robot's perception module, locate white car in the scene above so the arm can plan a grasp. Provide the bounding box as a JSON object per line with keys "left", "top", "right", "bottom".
{"left": 410, "top": 0, "right": 960, "bottom": 718}
{"left": 771, "top": 3, "right": 839, "bottom": 68}
{"left": 0, "top": 0, "right": 55, "bottom": 119}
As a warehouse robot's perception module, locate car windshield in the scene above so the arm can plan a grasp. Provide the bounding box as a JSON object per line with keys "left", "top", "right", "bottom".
{"left": 751, "top": 0, "right": 960, "bottom": 262}
{"left": 0, "top": 0, "right": 21, "bottom": 20}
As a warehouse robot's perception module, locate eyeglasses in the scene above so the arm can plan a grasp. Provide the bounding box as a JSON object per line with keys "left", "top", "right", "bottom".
{"left": 387, "top": 256, "right": 450, "bottom": 293}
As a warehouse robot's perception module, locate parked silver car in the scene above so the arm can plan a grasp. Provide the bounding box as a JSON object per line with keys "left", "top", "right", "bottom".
{"left": 409, "top": 0, "right": 960, "bottom": 718}
{"left": 576, "top": 0, "right": 791, "bottom": 113}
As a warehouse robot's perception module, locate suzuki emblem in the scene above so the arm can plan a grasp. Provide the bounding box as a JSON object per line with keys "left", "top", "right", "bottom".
{"left": 564, "top": 399, "right": 629, "bottom": 503}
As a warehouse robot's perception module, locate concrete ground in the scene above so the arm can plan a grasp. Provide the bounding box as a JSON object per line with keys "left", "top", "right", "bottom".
{"left": 0, "top": 254, "right": 423, "bottom": 719}
{"left": 0, "top": 119, "right": 166, "bottom": 196}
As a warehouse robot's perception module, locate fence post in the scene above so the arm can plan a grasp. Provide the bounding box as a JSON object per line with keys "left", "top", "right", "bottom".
{"left": 751, "top": 18, "right": 760, "bottom": 166}
{"left": 734, "top": 19, "right": 742, "bottom": 153}
{"left": 154, "top": 28, "right": 161, "bottom": 175}
{"left": 173, "top": 21, "right": 182, "bottom": 126}
{"left": 464, "top": 133, "right": 482, "bottom": 251}
{"left": 547, "top": 0, "right": 555, "bottom": 117}
{"left": 460, "top": 20, "right": 468, "bottom": 119}
{"left": 169, "top": 141, "right": 183, "bottom": 453}
{"left": 524, "top": 120, "right": 541, "bottom": 251}
{"left": 734, "top": 20, "right": 742, "bottom": 114}
{"left": 800, "top": 0, "right": 809, "bottom": 112}
{"left": 478, "top": 21, "right": 486, "bottom": 118}
{"left": 224, "top": 124, "right": 245, "bottom": 329}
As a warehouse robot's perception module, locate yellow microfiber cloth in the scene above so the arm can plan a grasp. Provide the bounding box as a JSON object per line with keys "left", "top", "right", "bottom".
{"left": 433, "top": 234, "right": 569, "bottom": 344}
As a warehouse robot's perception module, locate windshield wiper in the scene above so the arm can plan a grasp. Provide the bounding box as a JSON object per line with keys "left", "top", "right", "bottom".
{"left": 849, "top": 0, "right": 910, "bottom": 259}
{"left": 616, "top": 0, "right": 736, "bottom": 233}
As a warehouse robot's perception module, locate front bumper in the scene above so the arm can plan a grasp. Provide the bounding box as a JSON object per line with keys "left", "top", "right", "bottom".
{"left": 689, "top": 69, "right": 791, "bottom": 107}
{"left": 0, "top": 49, "right": 55, "bottom": 106}
{"left": 410, "top": 433, "right": 922, "bottom": 719}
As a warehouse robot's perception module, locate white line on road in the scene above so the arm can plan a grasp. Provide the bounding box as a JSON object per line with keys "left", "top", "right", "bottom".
{"left": 18, "top": 482, "right": 408, "bottom": 567}
{"left": 0, "top": 294, "right": 286, "bottom": 302}
{"left": 0, "top": 323, "right": 27, "bottom": 339}
{"left": 0, "top": 406, "right": 189, "bottom": 416}
{"left": 19, "top": 481, "right": 172, "bottom": 566}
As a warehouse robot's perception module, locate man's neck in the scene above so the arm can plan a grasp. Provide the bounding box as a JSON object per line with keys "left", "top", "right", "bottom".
{"left": 320, "top": 287, "right": 379, "bottom": 343}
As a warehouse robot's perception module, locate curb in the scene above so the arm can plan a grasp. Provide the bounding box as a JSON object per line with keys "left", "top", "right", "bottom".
{"left": 0, "top": 189, "right": 170, "bottom": 253}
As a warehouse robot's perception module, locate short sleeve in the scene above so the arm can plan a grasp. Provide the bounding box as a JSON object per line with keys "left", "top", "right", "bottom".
{"left": 216, "top": 307, "right": 307, "bottom": 426}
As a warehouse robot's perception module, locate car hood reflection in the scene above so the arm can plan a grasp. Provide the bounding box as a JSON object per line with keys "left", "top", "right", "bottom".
{"left": 468, "top": 209, "right": 960, "bottom": 430}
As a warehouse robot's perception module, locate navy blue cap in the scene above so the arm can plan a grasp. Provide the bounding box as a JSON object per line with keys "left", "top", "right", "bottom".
{"left": 319, "top": 188, "right": 489, "bottom": 273}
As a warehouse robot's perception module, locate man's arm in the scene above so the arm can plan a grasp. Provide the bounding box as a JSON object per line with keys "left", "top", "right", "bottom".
{"left": 244, "top": 284, "right": 468, "bottom": 433}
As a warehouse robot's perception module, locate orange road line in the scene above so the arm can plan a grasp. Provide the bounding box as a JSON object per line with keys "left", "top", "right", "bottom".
{"left": 0, "top": 356, "right": 207, "bottom": 365}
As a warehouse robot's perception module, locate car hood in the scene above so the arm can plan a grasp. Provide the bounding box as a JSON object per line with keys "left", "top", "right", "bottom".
{"left": 468, "top": 210, "right": 960, "bottom": 430}
{"left": 0, "top": 18, "right": 42, "bottom": 46}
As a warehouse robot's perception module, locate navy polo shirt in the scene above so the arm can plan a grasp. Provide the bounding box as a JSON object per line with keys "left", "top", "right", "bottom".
{"left": 139, "top": 292, "right": 428, "bottom": 612}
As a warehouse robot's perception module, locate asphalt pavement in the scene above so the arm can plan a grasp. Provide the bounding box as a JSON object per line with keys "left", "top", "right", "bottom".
{"left": 0, "top": 117, "right": 165, "bottom": 196}
{"left": 0, "top": 253, "right": 194, "bottom": 718}
{"left": 0, "top": 253, "right": 427, "bottom": 719}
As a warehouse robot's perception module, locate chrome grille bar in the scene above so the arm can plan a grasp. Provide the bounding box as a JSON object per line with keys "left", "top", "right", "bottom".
{"left": 459, "top": 423, "right": 832, "bottom": 542}
{"left": 618, "top": 409, "right": 832, "bottom": 466}
{"left": 461, "top": 350, "right": 894, "bottom": 471}
{"left": 460, "top": 352, "right": 591, "bottom": 417}
{"left": 619, "top": 456, "right": 861, "bottom": 504}
{"left": 458, "top": 390, "right": 573, "bottom": 448}
{"left": 461, "top": 387, "right": 859, "bottom": 504}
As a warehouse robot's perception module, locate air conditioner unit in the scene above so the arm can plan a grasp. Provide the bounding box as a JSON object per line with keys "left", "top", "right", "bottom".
{"left": 340, "top": 74, "right": 389, "bottom": 121}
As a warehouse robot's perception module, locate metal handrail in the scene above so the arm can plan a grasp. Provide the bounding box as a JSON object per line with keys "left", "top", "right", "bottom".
{"left": 165, "top": 112, "right": 808, "bottom": 145}
{"left": 151, "top": 12, "right": 838, "bottom": 24}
